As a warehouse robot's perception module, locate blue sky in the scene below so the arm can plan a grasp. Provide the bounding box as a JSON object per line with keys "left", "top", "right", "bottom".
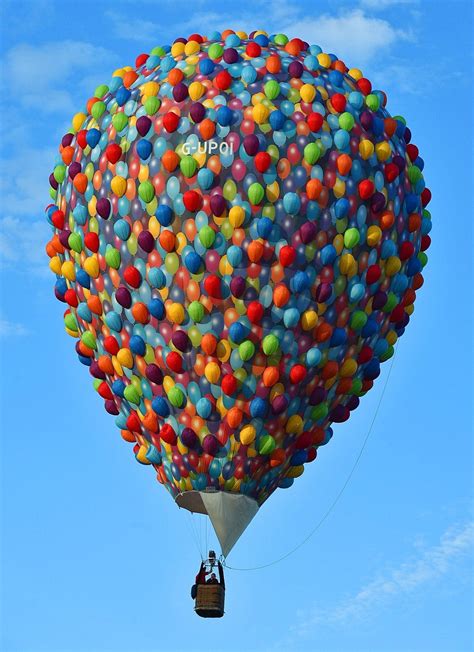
{"left": 0, "top": 1, "right": 472, "bottom": 651}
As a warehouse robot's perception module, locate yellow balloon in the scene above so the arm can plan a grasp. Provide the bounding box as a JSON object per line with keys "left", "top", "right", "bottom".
{"left": 253, "top": 103, "right": 269, "bottom": 124}
{"left": 117, "top": 348, "right": 133, "bottom": 368}
{"left": 83, "top": 256, "right": 99, "bottom": 278}
{"left": 49, "top": 256, "right": 62, "bottom": 275}
{"left": 240, "top": 425, "right": 256, "bottom": 446}
{"left": 205, "top": 362, "right": 221, "bottom": 384}
{"left": 317, "top": 53, "right": 331, "bottom": 68}
{"left": 286, "top": 415, "right": 303, "bottom": 435}
{"left": 340, "top": 359, "right": 358, "bottom": 377}
{"left": 301, "top": 310, "right": 318, "bottom": 331}
{"left": 111, "top": 176, "right": 127, "bottom": 197}
{"left": 367, "top": 225, "right": 382, "bottom": 247}
{"left": 300, "top": 83, "right": 316, "bottom": 103}
{"left": 359, "top": 139, "right": 375, "bottom": 160}
{"left": 229, "top": 205, "right": 245, "bottom": 227}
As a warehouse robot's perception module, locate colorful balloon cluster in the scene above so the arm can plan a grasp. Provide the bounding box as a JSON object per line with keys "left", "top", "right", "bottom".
{"left": 46, "top": 30, "right": 431, "bottom": 507}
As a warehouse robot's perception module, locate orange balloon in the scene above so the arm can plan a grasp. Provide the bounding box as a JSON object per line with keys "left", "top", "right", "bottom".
{"left": 123, "top": 70, "right": 139, "bottom": 88}
{"left": 201, "top": 333, "right": 217, "bottom": 355}
{"left": 266, "top": 54, "right": 281, "bottom": 73}
{"left": 159, "top": 230, "right": 176, "bottom": 252}
{"left": 162, "top": 150, "right": 180, "bottom": 172}
{"left": 168, "top": 68, "right": 184, "bottom": 86}
{"left": 132, "top": 302, "right": 150, "bottom": 324}
{"left": 87, "top": 295, "right": 102, "bottom": 315}
{"left": 199, "top": 118, "right": 216, "bottom": 140}
{"left": 73, "top": 173, "right": 88, "bottom": 194}
{"left": 306, "top": 178, "right": 323, "bottom": 200}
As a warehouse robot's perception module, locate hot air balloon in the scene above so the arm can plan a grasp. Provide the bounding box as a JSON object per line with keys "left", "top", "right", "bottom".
{"left": 45, "top": 29, "right": 431, "bottom": 617}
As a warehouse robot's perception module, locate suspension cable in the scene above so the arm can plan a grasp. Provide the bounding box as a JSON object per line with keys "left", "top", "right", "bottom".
{"left": 224, "top": 346, "right": 398, "bottom": 572}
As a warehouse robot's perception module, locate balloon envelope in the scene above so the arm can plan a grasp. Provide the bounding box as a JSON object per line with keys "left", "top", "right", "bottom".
{"left": 45, "top": 29, "right": 431, "bottom": 555}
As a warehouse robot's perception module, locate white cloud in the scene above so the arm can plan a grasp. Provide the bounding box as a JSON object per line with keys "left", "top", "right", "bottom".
{"left": 170, "top": 4, "right": 413, "bottom": 66}
{"left": 0, "top": 318, "right": 29, "bottom": 337}
{"left": 0, "top": 215, "right": 50, "bottom": 273}
{"left": 0, "top": 146, "right": 57, "bottom": 217}
{"left": 105, "top": 11, "right": 163, "bottom": 43}
{"left": 282, "top": 10, "right": 413, "bottom": 64}
{"left": 2, "top": 40, "right": 117, "bottom": 114}
{"left": 360, "top": 0, "right": 417, "bottom": 9}
{"left": 293, "top": 520, "right": 474, "bottom": 636}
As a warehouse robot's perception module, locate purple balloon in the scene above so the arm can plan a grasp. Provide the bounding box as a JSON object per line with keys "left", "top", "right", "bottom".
{"left": 145, "top": 364, "right": 163, "bottom": 385}
{"left": 136, "top": 116, "right": 152, "bottom": 136}
{"left": 96, "top": 198, "right": 111, "bottom": 219}
{"left": 190, "top": 102, "right": 206, "bottom": 123}
{"left": 202, "top": 434, "right": 219, "bottom": 456}
{"left": 181, "top": 428, "right": 198, "bottom": 449}
{"left": 115, "top": 286, "right": 132, "bottom": 309}
{"left": 172, "top": 330, "right": 190, "bottom": 352}
{"left": 138, "top": 230, "right": 155, "bottom": 253}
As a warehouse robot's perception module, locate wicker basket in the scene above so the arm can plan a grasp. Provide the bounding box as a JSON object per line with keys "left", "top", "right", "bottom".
{"left": 194, "top": 584, "right": 225, "bottom": 618}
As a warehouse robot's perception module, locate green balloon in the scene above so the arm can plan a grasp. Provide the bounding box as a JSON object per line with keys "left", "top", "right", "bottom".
{"left": 264, "top": 80, "right": 280, "bottom": 99}
{"left": 168, "top": 386, "right": 185, "bottom": 408}
{"left": 304, "top": 142, "right": 320, "bottom": 165}
{"left": 339, "top": 112, "right": 355, "bottom": 131}
{"left": 81, "top": 331, "right": 97, "bottom": 350}
{"left": 380, "top": 346, "right": 394, "bottom": 362}
{"left": 64, "top": 313, "right": 78, "bottom": 331}
{"left": 350, "top": 310, "right": 368, "bottom": 330}
{"left": 336, "top": 217, "right": 348, "bottom": 234}
{"left": 138, "top": 180, "right": 155, "bottom": 203}
{"left": 351, "top": 378, "right": 363, "bottom": 395}
{"left": 239, "top": 340, "right": 255, "bottom": 361}
{"left": 105, "top": 246, "right": 121, "bottom": 269}
{"left": 94, "top": 84, "right": 109, "bottom": 99}
{"left": 53, "top": 164, "right": 66, "bottom": 183}
{"left": 150, "top": 46, "right": 166, "bottom": 56}
{"left": 188, "top": 301, "right": 205, "bottom": 322}
{"left": 407, "top": 165, "right": 422, "bottom": 185}
{"left": 274, "top": 33, "right": 288, "bottom": 45}
{"left": 334, "top": 276, "right": 346, "bottom": 296}
{"left": 198, "top": 225, "right": 215, "bottom": 249}
{"left": 112, "top": 113, "right": 129, "bottom": 132}
{"left": 262, "top": 334, "right": 279, "bottom": 355}
{"left": 248, "top": 182, "right": 264, "bottom": 205}
{"left": 344, "top": 227, "right": 360, "bottom": 249}
{"left": 223, "top": 179, "right": 237, "bottom": 201}
{"left": 180, "top": 155, "right": 197, "bottom": 178}
{"left": 258, "top": 434, "right": 276, "bottom": 455}
{"left": 383, "top": 292, "right": 398, "bottom": 313}
{"left": 418, "top": 251, "right": 428, "bottom": 267}
{"left": 311, "top": 403, "right": 328, "bottom": 421}
{"left": 124, "top": 385, "right": 140, "bottom": 405}
{"left": 68, "top": 232, "right": 82, "bottom": 253}
{"left": 91, "top": 101, "right": 106, "bottom": 120}
{"left": 365, "top": 94, "right": 380, "bottom": 111}
{"left": 145, "top": 97, "right": 160, "bottom": 115}
{"left": 208, "top": 43, "right": 224, "bottom": 60}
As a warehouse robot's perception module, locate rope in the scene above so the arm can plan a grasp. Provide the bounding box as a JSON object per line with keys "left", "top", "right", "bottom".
{"left": 224, "top": 345, "right": 398, "bottom": 572}
{"left": 185, "top": 511, "right": 204, "bottom": 560}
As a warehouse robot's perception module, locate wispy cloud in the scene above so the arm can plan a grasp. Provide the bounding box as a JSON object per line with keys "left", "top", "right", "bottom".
{"left": 105, "top": 10, "right": 163, "bottom": 44}
{"left": 0, "top": 318, "right": 29, "bottom": 337}
{"left": 172, "top": 3, "right": 415, "bottom": 66}
{"left": 0, "top": 146, "right": 56, "bottom": 217}
{"left": 2, "top": 40, "right": 117, "bottom": 114}
{"left": 293, "top": 520, "right": 473, "bottom": 636}
{"left": 282, "top": 10, "right": 414, "bottom": 64}
{"left": 0, "top": 215, "right": 50, "bottom": 274}
{"left": 360, "top": 0, "right": 417, "bottom": 9}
